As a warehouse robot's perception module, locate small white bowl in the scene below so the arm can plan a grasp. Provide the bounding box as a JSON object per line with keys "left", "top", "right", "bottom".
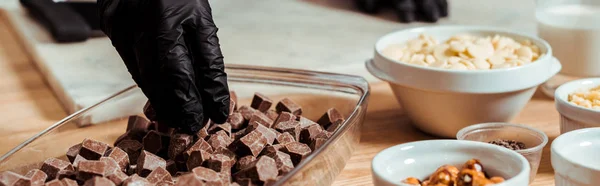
{"left": 371, "top": 140, "right": 530, "bottom": 186}
{"left": 551, "top": 127, "right": 600, "bottom": 186}
{"left": 366, "top": 25, "right": 562, "bottom": 138}
{"left": 555, "top": 78, "right": 600, "bottom": 134}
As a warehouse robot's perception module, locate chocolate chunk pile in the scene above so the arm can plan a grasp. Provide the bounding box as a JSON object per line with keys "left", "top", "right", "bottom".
{"left": 488, "top": 139, "right": 526, "bottom": 151}
{"left": 0, "top": 92, "right": 344, "bottom": 186}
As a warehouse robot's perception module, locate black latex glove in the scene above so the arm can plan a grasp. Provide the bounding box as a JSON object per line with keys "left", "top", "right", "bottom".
{"left": 355, "top": 0, "right": 448, "bottom": 23}
{"left": 98, "top": 0, "right": 230, "bottom": 134}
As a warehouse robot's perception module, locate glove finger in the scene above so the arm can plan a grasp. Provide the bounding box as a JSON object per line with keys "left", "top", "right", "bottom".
{"left": 415, "top": 0, "right": 440, "bottom": 23}
{"left": 184, "top": 0, "right": 230, "bottom": 124}
{"left": 436, "top": 0, "right": 449, "bottom": 17}
{"left": 151, "top": 21, "right": 206, "bottom": 133}
{"left": 393, "top": 0, "right": 417, "bottom": 23}
{"left": 354, "top": 0, "right": 380, "bottom": 14}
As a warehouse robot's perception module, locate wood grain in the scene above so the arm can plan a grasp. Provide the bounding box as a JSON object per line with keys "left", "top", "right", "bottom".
{"left": 0, "top": 13, "right": 557, "bottom": 185}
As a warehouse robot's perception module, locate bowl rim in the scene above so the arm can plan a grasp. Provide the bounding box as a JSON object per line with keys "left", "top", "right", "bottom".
{"left": 371, "top": 139, "right": 530, "bottom": 186}
{"left": 374, "top": 25, "right": 553, "bottom": 74}
{"left": 0, "top": 64, "right": 371, "bottom": 186}
{"left": 554, "top": 78, "right": 600, "bottom": 125}
{"left": 551, "top": 127, "right": 600, "bottom": 173}
{"left": 456, "top": 122, "right": 549, "bottom": 155}
{"left": 368, "top": 25, "right": 562, "bottom": 94}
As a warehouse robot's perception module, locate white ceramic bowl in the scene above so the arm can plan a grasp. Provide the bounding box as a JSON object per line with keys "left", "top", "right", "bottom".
{"left": 366, "top": 25, "right": 562, "bottom": 138}
{"left": 371, "top": 140, "right": 530, "bottom": 186}
{"left": 551, "top": 127, "right": 600, "bottom": 186}
{"left": 555, "top": 78, "right": 600, "bottom": 134}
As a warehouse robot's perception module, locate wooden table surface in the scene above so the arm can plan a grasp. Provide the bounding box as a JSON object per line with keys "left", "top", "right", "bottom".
{"left": 0, "top": 14, "right": 557, "bottom": 185}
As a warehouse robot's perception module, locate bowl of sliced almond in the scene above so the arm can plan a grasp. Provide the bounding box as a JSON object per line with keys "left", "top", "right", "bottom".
{"left": 366, "top": 25, "right": 562, "bottom": 138}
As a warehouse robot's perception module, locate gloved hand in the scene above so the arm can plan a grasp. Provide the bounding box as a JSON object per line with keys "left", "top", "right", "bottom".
{"left": 354, "top": 0, "right": 448, "bottom": 23}
{"left": 98, "top": 0, "right": 230, "bottom": 134}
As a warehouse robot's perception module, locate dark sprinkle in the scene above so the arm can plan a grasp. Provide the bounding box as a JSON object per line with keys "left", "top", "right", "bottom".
{"left": 488, "top": 139, "right": 526, "bottom": 150}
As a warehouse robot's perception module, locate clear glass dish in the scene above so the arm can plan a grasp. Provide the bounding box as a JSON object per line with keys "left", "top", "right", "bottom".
{"left": 0, "top": 64, "right": 370, "bottom": 186}
{"left": 456, "top": 122, "right": 549, "bottom": 184}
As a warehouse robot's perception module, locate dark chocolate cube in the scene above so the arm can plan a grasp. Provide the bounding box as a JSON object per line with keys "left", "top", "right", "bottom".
{"left": 233, "top": 156, "right": 278, "bottom": 184}
{"left": 106, "top": 171, "right": 128, "bottom": 186}
{"left": 185, "top": 150, "right": 210, "bottom": 170}
{"left": 299, "top": 124, "right": 324, "bottom": 144}
{"left": 238, "top": 106, "right": 256, "bottom": 122}
{"left": 83, "top": 177, "right": 115, "bottom": 186}
{"left": 80, "top": 139, "right": 109, "bottom": 160}
{"left": 235, "top": 156, "right": 256, "bottom": 172}
{"left": 264, "top": 110, "right": 279, "bottom": 121}
{"left": 273, "top": 112, "right": 296, "bottom": 126}
{"left": 168, "top": 133, "right": 193, "bottom": 160}
{"left": 173, "top": 173, "right": 202, "bottom": 186}
{"left": 250, "top": 93, "right": 273, "bottom": 112}
{"left": 208, "top": 130, "right": 234, "bottom": 150}
{"left": 273, "top": 121, "right": 301, "bottom": 141}
{"left": 165, "top": 160, "right": 178, "bottom": 176}
{"left": 40, "top": 158, "right": 74, "bottom": 181}
{"left": 100, "top": 157, "right": 120, "bottom": 176}
{"left": 248, "top": 113, "right": 274, "bottom": 128}
{"left": 76, "top": 160, "right": 107, "bottom": 181}
{"left": 316, "top": 108, "right": 344, "bottom": 129}
{"left": 326, "top": 120, "right": 343, "bottom": 133}
{"left": 25, "top": 169, "right": 47, "bottom": 186}
{"left": 107, "top": 147, "right": 130, "bottom": 173}
{"left": 275, "top": 98, "right": 302, "bottom": 116}
{"left": 246, "top": 122, "right": 277, "bottom": 145}
{"left": 208, "top": 123, "right": 232, "bottom": 137}
{"left": 127, "top": 115, "right": 150, "bottom": 133}
{"left": 298, "top": 116, "right": 318, "bottom": 129}
{"left": 310, "top": 137, "right": 328, "bottom": 151}
{"left": 116, "top": 140, "right": 143, "bottom": 164}
{"left": 122, "top": 174, "right": 151, "bottom": 186}
{"left": 184, "top": 138, "right": 214, "bottom": 159}
{"left": 191, "top": 167, "right": 222, "bottom": 185}
{"left": 45, "top": 179, "right": 63, "bottom": 186}
{"left": 0, "top": 171, "right": 28, "bottom": 186}
{"left": 61, "top": 178, "right": 78, "bottom": 186}
{"left": 275, "top": 132, "right": 296, "bottom": 145}
{"left": 146, "top": 167, "right": 172, "bottom": 184}
{"left": 260, "top": 144, "right": 285, "bottom": 157}
{"left": 143, "top": 101, "right": 157, "bottom": 121}
{"left": 72, "top": 155, "right": 87, "bottom": 168}
{"left": 235, "top": 130, "right": 268, "bottom": 157}
{"left": 207, "top": 154, "right": 234, "bottom": 173}
{"left": 227, "top": 112, "right": 245, "bottom": 130}
{"left": 266, "top": 151, "right": 294, "bottom": 174}
{"left": 281, "top": 142, "right": 312, "bottom": 166}
{"left": 142, "top": 131, "right": 169, "bottom": 155}
{"left": 66, "top": 143, "right": 81, "bottom": 163}
{"left": 137, "top": 150, "right": 167, "bottom": 177}
{"left": 57, "top": 169, "right": 76, "bottom": 180}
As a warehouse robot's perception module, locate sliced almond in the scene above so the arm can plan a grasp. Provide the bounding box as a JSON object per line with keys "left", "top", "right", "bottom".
{"left": 448, "top": 56, "right": 462, "bottom": 64}
{"left": 516, "top": 47, "right": 533, "bottom": 61}
{"left": 460, "top": 60, "right": 476, "bottom": 70}
{"left": 450, "top": 63, "right": 468, "bottom": 70}
{"left": 487, "top": 55, "right": 505, "bottom": 65}
{"left": 473, "top": 58, "right": 491, "bottom": 69}
{"left": 425, "top": 55, "right": 436, "bottom": 64}
{"left": 467, "top": 43, "right": 494, "bottom": 59}
{"left": 492, "top": 63, "right": 512, "bottom": 69}
{"left": 449, "top": 41, "right": 467, "bottom": 53}
{"left": 433, "top": 44, "right": 452, "bottom": 61}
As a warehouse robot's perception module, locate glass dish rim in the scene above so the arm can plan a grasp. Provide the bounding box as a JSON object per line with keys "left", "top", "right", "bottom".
{"left": 456, "top": 122, "right": 549, "bottom": 155}
{"left": 0, "top": 64, "right": 370, "bottom": 185}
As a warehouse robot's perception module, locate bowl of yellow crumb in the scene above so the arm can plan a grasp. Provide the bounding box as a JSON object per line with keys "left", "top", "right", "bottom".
{"left": 555, "top": 78, "right": 600, "bottom": 134}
